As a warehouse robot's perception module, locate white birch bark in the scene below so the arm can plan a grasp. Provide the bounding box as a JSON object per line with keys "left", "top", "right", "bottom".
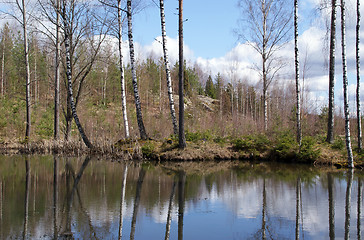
{"left": 118, "top": 0, "right": 130, "bottom": 139}
{"left": 21, "top": 0, "right": 31, "bottom": 140}
{"left": 159, "top": 0, "right": 178, "bottom": 135}
{"left": 294, "top": 0, "right": 302, "bottom": 145}
{"left": 356, "top": 0, "right": 362, "bottom": 151}
{"left": 127, "top": 0, "right": 147, "bottom": 140}
{"left": 63, "top": 9, "right": 93, "bottom": 149}
{"left": 54, "top": 0, "right": 60, "bottom": 140}
{"left": 327, "top": 0, "right": 337, "bottom": 143}
{"left": 340, "top": 0, "right": 354, "bottom": 168}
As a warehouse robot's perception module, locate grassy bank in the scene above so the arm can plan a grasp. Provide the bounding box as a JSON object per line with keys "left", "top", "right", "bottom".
{"left": 1, "top": 131, "right": 363, "bottom": 168}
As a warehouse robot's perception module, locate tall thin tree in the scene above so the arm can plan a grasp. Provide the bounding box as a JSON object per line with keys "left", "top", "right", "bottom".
{"left": 54, "top": 0, "right": 60, "bottom": 140}
{"left": 294, "top": 0, "right": 302, "bottom": 145}
{"left": 127, "top": 0, "right": 147, "bottom": 140}
{"left": 340, "top": 0, "right": 354, "bottom": 168}
{"left": 160, "top": 0, "right": 178, "bottom": 135}
{"left": 327, "top": 0, "right": 337, "bottom": 144}
{"left": 178, "top": 0, "right": 186, "bottom": 149}
{"left": 118, "top": 0, "right": 130, "bottom": 139}
{"left": 19, "top": 0, "right": 31, "bottom": 140}
{"left": 356, "top": 0, "right": 362, "bottom": 151}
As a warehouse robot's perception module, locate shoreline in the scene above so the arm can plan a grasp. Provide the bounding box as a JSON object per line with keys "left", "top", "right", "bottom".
{"left": 0, "top": 137, "right": 363, "bottom": 169}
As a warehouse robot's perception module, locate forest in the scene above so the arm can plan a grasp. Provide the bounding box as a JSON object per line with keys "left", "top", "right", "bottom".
{"left": 0, "top": 0, "right": 363, "bottom": 167}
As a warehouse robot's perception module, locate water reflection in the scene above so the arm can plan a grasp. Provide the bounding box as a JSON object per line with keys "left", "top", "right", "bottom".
{"left": 0, "top": 156, "right": 363, "bottom": 239}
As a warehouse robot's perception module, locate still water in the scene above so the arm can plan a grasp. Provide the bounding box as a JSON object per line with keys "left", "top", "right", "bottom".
{"left": 0, "top": 155, "right": 362, "bottom": 239}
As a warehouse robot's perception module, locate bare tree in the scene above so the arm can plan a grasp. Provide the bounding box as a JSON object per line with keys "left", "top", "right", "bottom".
{"left": 54, "top": 0, "right": 60, "bottom": 140}
{"left": 356, "top": 0, "right": 362, "bottom": 151}
{"left": 178, "top": 0, "right": 186, "bottom": 149}
{"left": 159, "top": 0, "right": 178, "bottom": 135}
{"left": 237, "top": 0, "right": 292, "bottom": 131}
{"left": 340, "top": 0, "right": 354, "bottom": 168}
{"left": 127, "top": 0, "right": 147, "bottom": 140}
{"left": 327, "top": 0, "right": 337, "bottom": 144}
{"left": 294, "top": 0, "right": 302, "bottom": 145}
{"left": 60, "top": 0, "right": 95, "bottom": 148}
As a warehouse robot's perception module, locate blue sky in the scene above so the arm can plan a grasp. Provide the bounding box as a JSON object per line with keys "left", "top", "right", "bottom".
{"left": 133, "top": 0, "right": 241, "bottom": 59}
{"left": 130, "top": 0, "right": 364, "bottom": 113}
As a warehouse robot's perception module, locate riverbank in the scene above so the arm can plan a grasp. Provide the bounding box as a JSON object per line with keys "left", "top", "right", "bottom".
{"left": 0, "top": 133, "right": 363, "bottom": 168}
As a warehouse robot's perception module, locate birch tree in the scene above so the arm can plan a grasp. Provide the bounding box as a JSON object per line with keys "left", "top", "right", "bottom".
{"left": 21, "top": 0, "right": 31, "bottom": 140}
{"left": 340, "top": 0, "right": 354, "bottom": 168}
{"left": 159, "top": 0, "right": 178, "bottom": 135}
{"left": 294, "top": 0, "right": 302, "bottom": 145}
{"left": 54, "top": 0, "right": 60, "bottom": 140}
{"left": 237, "top": 0, "right": 292, "bottom": 131}
{"left": 127, "top": 0, "right": 147, "bottom": 140}
{"left": 61, "top": 0, "right": 93, "bottom": 148}
{"left": 356, "top": 0, "right": 362, "bottom": 151}
{"left": 178, "top": 0, "right": 186, "bottom": 149}
{"left": 327, "top": 0, "right": 337, "bottom": 144}
{"left": 118, "top": 0, "right": 130, "bottom": 139}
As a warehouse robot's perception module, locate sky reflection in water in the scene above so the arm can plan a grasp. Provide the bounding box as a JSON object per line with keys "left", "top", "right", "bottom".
{"left": 0, "top": 155, "right": 362, "bottom": 239}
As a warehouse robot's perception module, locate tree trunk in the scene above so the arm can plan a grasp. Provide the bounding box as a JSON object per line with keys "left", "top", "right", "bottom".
{"left": 34, "top": 46, "right": 37, "bottom": 104}
{"left": 178, "top": 0, "right": 186, "bottom": 149}
{"left": 63, "top": 10, "right": 93, "bottom": 149}
{"left": 340, "top": 0, "right": 354, "bottom": 168}
{"left": 127, "top": 0, "right": 147, "bottom": 140}
{"left": 1, "top": 36, "right": 4, "bottom": 97}
{"left": 160, "top": 0, "right": 178, "bottom": 135}
{"left": 327, "top": 0, "right": 337, "bottom": 144}
{"left": 22, "top": 0, "right": 31, "bottom": 140}
{"left": 356, "top": 0, "right": 362, "bottom": 151}
{"left": 54, "top": 0, "right": 60, "bottom": 140}
{"left": 294, "top": 0, "right": 302, "bottom": 145}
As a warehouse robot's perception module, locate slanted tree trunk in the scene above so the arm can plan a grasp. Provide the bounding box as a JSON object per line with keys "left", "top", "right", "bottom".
{"left": 356, "top": 0, "right": 362, "bottom": 151}
{"left": 62, "top": 5, "right": 93, "bottom": 149}
{"left": 340, "top": 0, "right": 354, "bottom": 168}
{"left": 117, "top": 0, "right": 130, "bottom": 139}
{"left": 21, "top": 0, "right": 31, "bottom": 140}
{"left": 127, "top": 0, "right": 147, "bottom": 140}
{"left": 54, "top": 0, "right": 60, "bottom": 140}
{"left": 164, "top": 178, "right": 176, "bottom": 240}
{"left": 327, "top": 0, "right": 337, "bottom": 144}
{"left": 178, "top": 0, "right": 186, "bottom": 149}
{"left": 159, "top": 0, "right": 178, "bottom": 135}
{"left": 130, "top": 167, "right": 146, "bottom": 240}
{"left": 294, "top": 0, "right": 302, "bottom": 145}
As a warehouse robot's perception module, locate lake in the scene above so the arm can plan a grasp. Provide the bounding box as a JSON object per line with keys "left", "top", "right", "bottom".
{"left": 0, "top": 155, "right": 362, "bottom": 239}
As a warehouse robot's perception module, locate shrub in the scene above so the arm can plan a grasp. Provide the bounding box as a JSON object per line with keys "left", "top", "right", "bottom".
{"left": 331, "top": 137, "right": 345, "bottom": 150}
{"left": 273, "top": 132, "right": 296, "bottom": 159}
{"left": 232, "top": 134, "right": 270, "bottom": 152}
{"left": 141, "top": 141, "right": 157, "bottom": 159}
{"left": 298, "top": 136, "right": 321, "bottom": 162}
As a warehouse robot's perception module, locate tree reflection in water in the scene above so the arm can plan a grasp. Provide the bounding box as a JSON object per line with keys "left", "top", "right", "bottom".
{"left": 358, "top": 177, "right": 362, "bottom": 240}
{"left": 23, "top": 157, "right": 30, "bottom": 240}
{"left": 178, "top": 171, "right": 186, "bottom": 240}
{"left": 130, "top": 166, "right": 146, "bottom": 240}
{"left": 53, "top": 156, "right": 58, "bottom": 239}
{"left": 328, "top": 172, "right": 335, "bottom": 240}
{"left": 118, "top": 164, "right": 128, "bottom": 240}
{"left": 345, "top": 169, "right": 354, "bottom": 240}
{"left": 165, "top": 176, "right": 177, "bottom": 240}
